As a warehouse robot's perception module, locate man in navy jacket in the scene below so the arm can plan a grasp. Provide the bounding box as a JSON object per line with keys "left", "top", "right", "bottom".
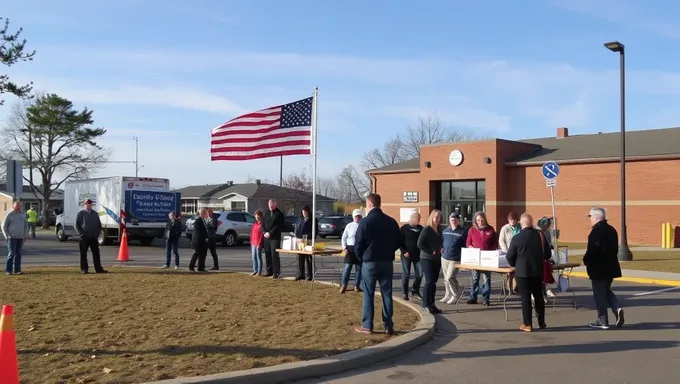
{"left": 354, "top": 193, "right": 401, "bottom": 335}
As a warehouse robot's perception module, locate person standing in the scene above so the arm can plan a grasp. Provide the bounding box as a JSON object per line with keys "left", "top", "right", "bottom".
{"left": 505, "top": 213, "right": 551, "bottom": 332}
{"left": 340, "top": 209, "right": 363, "bottom": 293}
{"left": 294, "top": 205, "right": 318, "bottom": 281}
{"left": 26, "top": 205, "right": 38, "bottom": 238}
{"left": 399, "top": 211, "right": 423, "bottom": 301}
{"left": 417, "top": 210, "right": 444, "bottom": 315}
{"left": 583, "top": 207, "right": 625, "bottom": 330}
{"left": 354, "top": 193, "right": 401, "bottom": 335}
{"left": 263, "top": 199, "right": 284, "bottom": 278}
{"left": 499, "top": 212, "right": 521, "bottom": 293}
{"left": 441, "top": 212, "right": 467, "bottom": 305}
{"left": 249, "top": 210, "right": 265, "bottom": 276}
{"left": 466, "top": 211, "right": 499, "bottom": 306}
{"left": 206, "top": 208, "right": 219, "bottom": 271}
{"left": 163, "top": 211, "right": 182, "bottom": 269}
{"left": 2, "top": 201, "right": 28, "bottom": 275}
{"left": 75, "top": 199, "right": 108, "bottom": 274}
{"left": 189, "top": 208, "right": 209, "bottom": 272}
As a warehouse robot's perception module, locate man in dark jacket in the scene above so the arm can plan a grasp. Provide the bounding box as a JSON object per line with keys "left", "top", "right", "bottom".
{"left": 354, "top": 193, "right": 401, "bottom": 335}
{"left": 206, "top": 208, "right": 219, "bottom": 270}
{"left": 506, "top": 213, "right": 551, "bottom": 332}
{"left": 263, "top": 199, "right": 285, "bottom": 278}
{"left": 75, "top": 199, "right": 108, "bottom": 274}
{"left": 163, "top": 211, "right": 183, "bottom": 269}
{"left": 189, "top": 208, "right": 209, "bottom": 272}
{"left": 583, "top": 207, "right": 624, "bottom": 330}
{"left": 399, "top": 211, "right": 423, "bottom": 301}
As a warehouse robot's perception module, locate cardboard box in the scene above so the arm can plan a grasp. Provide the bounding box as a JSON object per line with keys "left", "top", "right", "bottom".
{"left": 461, "top": 248, "right": 481, "bottom": 265}
{"left": 480, "top": 250, "right": 510, "bottom": 268}
{"left": 282, "top": 236, "right": 296, "bottom": 250}
{"left": 551, "top": 247, "right": 568, "bottom": 264}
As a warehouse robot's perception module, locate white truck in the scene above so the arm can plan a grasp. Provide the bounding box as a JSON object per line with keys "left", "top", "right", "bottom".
{"left": 55, "top": 176, "right": 181, "bottom": 246}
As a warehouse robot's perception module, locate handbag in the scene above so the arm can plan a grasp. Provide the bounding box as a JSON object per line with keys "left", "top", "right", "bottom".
{"left": 540, "top": 232, "right": 555, "bottom": 284}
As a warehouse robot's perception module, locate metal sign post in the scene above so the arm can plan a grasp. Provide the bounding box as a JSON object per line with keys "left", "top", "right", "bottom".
{"left": 6, "top": 160, "right": 23, "bottom": 202}
{"left": 542, "top": 161, "right": 560, "bottom": 256}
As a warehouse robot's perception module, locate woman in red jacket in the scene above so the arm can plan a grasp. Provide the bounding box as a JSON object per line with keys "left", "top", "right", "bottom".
{"left": 249, "top": 210, "right": 265, "bottom": 276}
{"left": 466, "top": 211, "right": 499, "bottom": 306}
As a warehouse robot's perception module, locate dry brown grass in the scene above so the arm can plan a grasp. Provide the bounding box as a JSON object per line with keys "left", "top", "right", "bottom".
{"left": 570, "top": 250, "right": 680, "bottom": 273}
{"left": 0, "top": 268, "right": 420, "bottom": 384}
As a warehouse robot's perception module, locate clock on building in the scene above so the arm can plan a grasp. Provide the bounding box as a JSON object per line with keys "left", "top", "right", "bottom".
{"left": 448, "top": 150, "right": 464, "bottom": 166}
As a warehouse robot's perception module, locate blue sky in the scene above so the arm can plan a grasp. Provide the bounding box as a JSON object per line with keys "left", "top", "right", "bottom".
{"left": 3, "top": 0, "right": 680, "bottom": 188}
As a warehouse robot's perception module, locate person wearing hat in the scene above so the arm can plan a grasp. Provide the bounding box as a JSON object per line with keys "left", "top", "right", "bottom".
{"left": 75, "top": 199, "right": 108, "bottom": 274}
{"left": 440, "top": 212, "right": 467, "bottom": 304}
{"left": 340, "top": 209, "right": 363, "bottom": 293}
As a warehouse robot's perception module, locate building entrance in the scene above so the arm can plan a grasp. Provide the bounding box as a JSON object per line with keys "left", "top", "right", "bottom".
{"left": 435, "top": 180, "right": 486, "bottom": 227}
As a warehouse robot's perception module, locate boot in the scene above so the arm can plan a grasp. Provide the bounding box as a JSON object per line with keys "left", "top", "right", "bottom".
{"left": 339, "top": 285, "right": 347, "bottom": 294}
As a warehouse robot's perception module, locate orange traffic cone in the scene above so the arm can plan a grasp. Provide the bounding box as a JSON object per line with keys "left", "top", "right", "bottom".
{"left": 0, "top": 305, "right": 20, "bottom": 384}
{"left": 117, "top": 232, "right": 130, "bottom": 263}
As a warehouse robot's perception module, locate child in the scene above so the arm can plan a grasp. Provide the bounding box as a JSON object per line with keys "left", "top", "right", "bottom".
{"left": 250, "top": 210, "right": 265, "bottom": 276}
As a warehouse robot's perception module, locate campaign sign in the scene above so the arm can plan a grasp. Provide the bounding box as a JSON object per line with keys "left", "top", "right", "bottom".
{"left": 125, "top": 191, "right": 181, "bottom": 222}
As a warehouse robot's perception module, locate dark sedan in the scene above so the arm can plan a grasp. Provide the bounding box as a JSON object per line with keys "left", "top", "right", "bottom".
{"left": 318, "top": 216, "right": 352, "bottom": 238}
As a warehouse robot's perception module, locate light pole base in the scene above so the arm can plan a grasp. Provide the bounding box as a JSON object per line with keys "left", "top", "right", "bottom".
{"left": 617, "top": 243, "right": 633, "bottom": 261}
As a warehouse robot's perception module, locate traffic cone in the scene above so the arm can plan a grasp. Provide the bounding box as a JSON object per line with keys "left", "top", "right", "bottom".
{"left": 0, "top": 305, "right": 20, "bottom": 384}
{"left": 117, "top": 231, "right": 130, "bottom": 263}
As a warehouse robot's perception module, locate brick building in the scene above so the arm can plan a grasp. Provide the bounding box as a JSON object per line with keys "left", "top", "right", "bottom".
{"left": 366, "top": 127, "right": 680, "bottom": 246}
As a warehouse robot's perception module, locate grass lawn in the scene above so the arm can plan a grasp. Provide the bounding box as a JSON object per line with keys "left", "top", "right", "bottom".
{"left": 569, "top": 250, "right": 680, "bottom": 273}
{"left": 0, "top": 268, "right": 419, "bottom": 384}
{"left": 557, "top": 241, "right": 587, "bottom": 250}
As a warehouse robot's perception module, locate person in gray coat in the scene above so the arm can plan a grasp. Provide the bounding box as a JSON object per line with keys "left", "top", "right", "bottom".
{"left": 2, "top": 201, "right": 28, "bottom": 275}
{"left": 75, "top": 199, "right": 108, "bottom": 274}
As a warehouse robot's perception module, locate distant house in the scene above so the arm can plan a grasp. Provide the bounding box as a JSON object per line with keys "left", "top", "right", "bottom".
{"left": 175, "top": 180, "right": 336, "bottom": 216}
{"left": 0, "top": 184, "right": 64, "bottom": 222}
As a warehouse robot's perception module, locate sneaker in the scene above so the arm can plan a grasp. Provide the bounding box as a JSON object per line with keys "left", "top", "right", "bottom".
{"left": 546, "top": 289, "right": 556, "bottom": 298}
{"left": 250, "top": 272, "right": 257, "bottom": 276}
{"left": 161, "top": 265, "right": 169, "bottom": 269}
{"left": 615, "top": 308, "right": 625, "bottom": 328}
{"left": 440, "top": 295, "right": 452, "bottom": 303}
{"left": 411, "top": 292, "right": 423, "bottom": 300}
{"left": 446, "top": 296, "right": 458, "bottom": 305}
{"left": 354, "top": 326, "right": 372, "bottom": 335}
{"left": 519, "top": 324, "right": 533, "bottom": 332}
{"left": 173, "top": 266, "right": 179, "bottom": 270}
{"left": 588, "top": 321, "right": 610, "bottom": 330}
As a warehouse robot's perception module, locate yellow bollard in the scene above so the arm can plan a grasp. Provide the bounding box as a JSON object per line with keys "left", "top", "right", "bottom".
{"left": 662, "top": 222, "right": 674, "bottom": 248}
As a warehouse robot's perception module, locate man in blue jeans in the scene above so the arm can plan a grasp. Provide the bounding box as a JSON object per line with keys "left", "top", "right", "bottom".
{"left": 354, "top": 193, "right": 401, "bottom": 335}
{"left": 399, "top": 211, "right": 423, "bottom": 300}
{"left": 2, "top": 201, "right": 29, "bottom": 275}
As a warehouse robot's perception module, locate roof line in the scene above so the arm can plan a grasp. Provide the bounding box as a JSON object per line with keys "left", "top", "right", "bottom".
{"left": 506, "top": 153, "right": 680, "bottom": 166}
{"left": 366, "top": 168, "right": 420, "bottom": 175}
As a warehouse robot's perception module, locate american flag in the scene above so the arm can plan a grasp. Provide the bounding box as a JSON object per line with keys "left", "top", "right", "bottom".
{"left": 210, "top": 96, "right": 314, "bottom": 161}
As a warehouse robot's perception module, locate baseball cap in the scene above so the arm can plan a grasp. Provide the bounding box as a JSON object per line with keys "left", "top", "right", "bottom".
{"left": 352, "top": 209, "right": 362, "bottom": 217}
{"left": 84, "top": 199, "right": 93, "bottom": 204}
{"left": 449, "top": 212, "right": 461, "bottom": 219}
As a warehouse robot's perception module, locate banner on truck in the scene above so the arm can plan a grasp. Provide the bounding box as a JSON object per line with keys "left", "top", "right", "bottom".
{"left": 125, "top": 191, "right": 181, "bottom": 222}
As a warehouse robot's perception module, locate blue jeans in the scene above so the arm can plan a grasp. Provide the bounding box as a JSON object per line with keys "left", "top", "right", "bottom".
{"left": 361, "top": 261, "right": 394, "bottom": 330}
{"left": 341, "top": 263, "right": 362, "bottom": 288}
{"left": 470, "top": 270, "right": 492, "bottom": 302}
{"left": 401, "top": 257, "right": 422, "bottom": 296}
{"left": 165, "top": 238, "right": 180, "bottom": 267}
{"left": 251, "top": 245, "right": 263, "bottom": 273}
{"left": 6, "top": 238, "right": 24, "bottom": 274}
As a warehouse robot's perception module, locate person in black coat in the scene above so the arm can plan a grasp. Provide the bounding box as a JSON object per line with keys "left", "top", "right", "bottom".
{"left": 206, "top": 208, "right": 219, "bottom": 270}
{"left": 263, "top": 199, "right": 285, "bottom": 278}
{"left": 294, "top": 205, "right": 318, "bottom": 281}
{"left": 506, "top": 213, "right": 552, "bottom": 332}
{"left": 189, "top": 208, "right": 209, "bottom": 272}
{"left": 163, "top": 211, "right": 183, "bottom": 269}
{"left": 583, "top": 207, "right": 624, "bottom": 330}
{"left": 417, "top": 210, "right": 444, "bottom": 315}
{"left": 399, "top": 211, "right": 424, "bottom": 301}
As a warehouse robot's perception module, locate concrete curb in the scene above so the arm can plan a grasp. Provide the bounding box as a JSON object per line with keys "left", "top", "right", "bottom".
{"left": 145, "top": 275, "right": 436, "bottom": 384}
{"left": 570, "top": 271, "right": 680, "bottom": 287}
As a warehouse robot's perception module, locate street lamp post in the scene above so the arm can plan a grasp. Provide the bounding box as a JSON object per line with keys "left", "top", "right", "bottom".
{"left": 604, "top": 40, "right": 633, "bottom": 262}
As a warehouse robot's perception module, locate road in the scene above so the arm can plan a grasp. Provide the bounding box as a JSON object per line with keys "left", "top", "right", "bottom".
{"left": 13, "top": 232, "right": 680, "bottom": 383}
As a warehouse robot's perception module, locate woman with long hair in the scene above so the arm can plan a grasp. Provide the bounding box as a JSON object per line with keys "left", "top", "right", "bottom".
{"left": 465, "top": 211, "right": 499, "bottom": 306}
{"left": 417, "top": 209, "right": 444, "bottom": 314}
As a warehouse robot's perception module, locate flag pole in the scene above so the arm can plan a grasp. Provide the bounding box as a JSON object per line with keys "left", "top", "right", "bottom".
{"left": 279, "top": 155, "right": 283, "bottom": 186}
{"left": 311, "top": 87, "right": 319, "bottom": 249}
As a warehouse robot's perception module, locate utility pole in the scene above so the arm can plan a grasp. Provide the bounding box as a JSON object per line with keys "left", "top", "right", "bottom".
{"left": 134, "top": 136, "right": 139, "bottom": 177}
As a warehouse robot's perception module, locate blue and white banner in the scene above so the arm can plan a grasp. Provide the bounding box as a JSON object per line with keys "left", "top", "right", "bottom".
{"left": 125, "top": 191, "right": 181, "bottom": 222}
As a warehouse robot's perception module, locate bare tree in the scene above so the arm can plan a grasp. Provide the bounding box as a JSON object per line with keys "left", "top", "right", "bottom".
{"left": 2, "top": 93, "right": 110, "bottom": 226}
{"left": 317, "top": 176, "right": 339, "bottom": 199}
{"left": 402, "top": 115, "right": 482, "bottom": 159}
{"left": 361, "top": 136, "right": 409, "bottom": 170}
{"left": 281, "top": 169, "right": 312, "bottom": 192}
{"left": 337, "top": 165, "right": 369, "bottom": 203}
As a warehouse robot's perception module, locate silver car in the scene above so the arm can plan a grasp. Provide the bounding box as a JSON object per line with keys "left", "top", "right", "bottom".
{"left": 185, "top": 211, "right": 256, "bottom": 246}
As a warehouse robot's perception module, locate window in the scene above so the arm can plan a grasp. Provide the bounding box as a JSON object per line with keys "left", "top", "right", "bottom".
{"left": 226, "top": 212, "right": 246, "bottom": 222}
{"left": 436, "top": 180, "right": 486, "bottom": 226}
{"left": 244, "top": 214, "right": 256, "bottom": 223}
{"left": 230, "top": 201, "right": 246, "bottom": 211}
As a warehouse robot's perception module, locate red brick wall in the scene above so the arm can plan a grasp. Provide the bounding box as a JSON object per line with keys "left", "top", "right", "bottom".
{"left": 372, "top": 140, "right": 680, "bottom": 246}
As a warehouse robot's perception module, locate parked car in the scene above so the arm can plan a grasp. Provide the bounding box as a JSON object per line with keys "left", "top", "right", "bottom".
{"left": 318, "top": 215, "right": 352, "bottom": 238}
{"left": 37, "top": 211, "right": 57, "bottom": 227}
{"left": 185, "top": 210, "right": 256, "bottom": 246}
{"left": 283, "top": 215, "right": 297, "bottom": 234}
